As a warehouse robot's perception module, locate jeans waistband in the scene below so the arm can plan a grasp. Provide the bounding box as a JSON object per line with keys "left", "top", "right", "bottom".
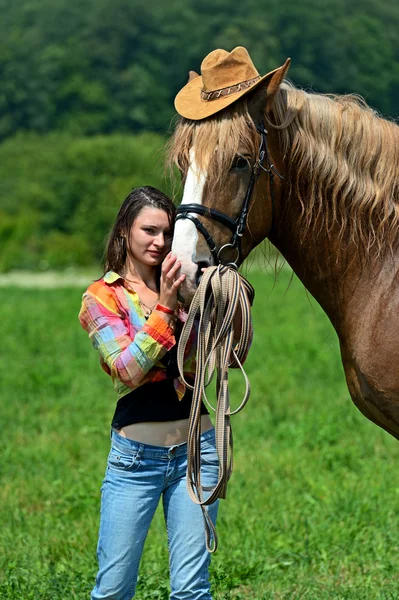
{"left": 110, "top": 427, "right": 215, "bottom": 459}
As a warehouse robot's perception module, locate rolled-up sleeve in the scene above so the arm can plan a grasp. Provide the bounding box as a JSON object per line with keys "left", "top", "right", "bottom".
{"left": 79, "top": 292, "right": 175, "bottom": 388}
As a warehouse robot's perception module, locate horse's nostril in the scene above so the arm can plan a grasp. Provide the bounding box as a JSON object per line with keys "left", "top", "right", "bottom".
{"left": 195, "top": 261, "right": 210, "bottom": 286}
{"left": 197, "top": 261, "right": 210, "bottom": 271}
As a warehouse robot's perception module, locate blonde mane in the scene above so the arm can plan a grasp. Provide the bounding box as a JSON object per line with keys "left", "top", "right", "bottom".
{"left": 169, "top": 82, "right": 399, "bottom": 256}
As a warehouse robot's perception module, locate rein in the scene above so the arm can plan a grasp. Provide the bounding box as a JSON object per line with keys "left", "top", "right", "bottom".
{"left": 177, "top": 265, "right": 255, "bottom": 552}
{"left": 175, "top": 119, "right": 284, "bottom": 268}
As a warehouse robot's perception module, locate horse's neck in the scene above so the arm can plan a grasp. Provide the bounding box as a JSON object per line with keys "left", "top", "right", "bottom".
{"left": 265, "top": 93, "right": 399, "bottom": 337}
{"left": 270, "top": 226, "right": 344, "bottom": 329}
{"left": 270, "top": 216, "right": 399, "bottom": 338}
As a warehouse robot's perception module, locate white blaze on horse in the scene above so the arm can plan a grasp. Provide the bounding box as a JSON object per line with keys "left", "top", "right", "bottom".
{"left": 170, "top": 46, "right": 399, "bottom": 439}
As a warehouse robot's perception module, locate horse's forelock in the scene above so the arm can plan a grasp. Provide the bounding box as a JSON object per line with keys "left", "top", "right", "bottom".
{"left": 169, "top": 103, "right": 259, "bottom": 196}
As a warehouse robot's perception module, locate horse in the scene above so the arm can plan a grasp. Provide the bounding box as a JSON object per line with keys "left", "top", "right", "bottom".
{"left": 169, "top": 61, "right": 399, "bottom": 441}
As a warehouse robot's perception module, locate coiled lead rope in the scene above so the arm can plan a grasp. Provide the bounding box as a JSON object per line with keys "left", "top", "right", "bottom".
{"left": 177, "top": 265, "right": 255, "bottom": 552}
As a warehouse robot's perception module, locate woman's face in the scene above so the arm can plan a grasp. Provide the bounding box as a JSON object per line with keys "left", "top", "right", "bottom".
{"left": 127, "top": 206, "right": 172, "bottom": 266}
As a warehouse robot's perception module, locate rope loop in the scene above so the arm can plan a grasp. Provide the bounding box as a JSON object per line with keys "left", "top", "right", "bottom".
{"left": 177, "top": 265, "right": 254, "bottom": 552}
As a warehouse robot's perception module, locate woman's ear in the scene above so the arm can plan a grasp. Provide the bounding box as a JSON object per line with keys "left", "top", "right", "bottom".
{"left": 248, "top": 58, "right": 291, "bottom": 122}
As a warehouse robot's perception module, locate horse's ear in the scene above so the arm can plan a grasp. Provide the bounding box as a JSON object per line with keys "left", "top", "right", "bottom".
{"left": 248, "top": 58, "right": 291, "bottom": 120}
{"left": 188, "top": 70, "right": 200, "bottom": 82}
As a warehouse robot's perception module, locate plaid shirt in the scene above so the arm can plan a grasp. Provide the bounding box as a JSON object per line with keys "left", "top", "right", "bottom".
{"left": 78, "top": 271, "right": 197, "bottom": 400}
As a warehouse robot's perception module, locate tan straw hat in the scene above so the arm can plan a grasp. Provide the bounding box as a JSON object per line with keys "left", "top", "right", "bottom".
{"left": 174, "top": 46, "right": 282, "bottom": 120}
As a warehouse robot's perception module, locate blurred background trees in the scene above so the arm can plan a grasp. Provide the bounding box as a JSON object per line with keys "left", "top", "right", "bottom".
{"left": 1, "top": 0, "right": 398, "bottom": 270}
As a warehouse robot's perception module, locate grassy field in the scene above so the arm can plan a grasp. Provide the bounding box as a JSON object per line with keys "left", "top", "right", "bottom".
{"left": 1, "top": 268, "right": 399, "bottom": 600}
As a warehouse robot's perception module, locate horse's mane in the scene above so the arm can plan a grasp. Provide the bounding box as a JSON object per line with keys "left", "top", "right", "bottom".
{"left": 169, "top": 81, "right": 399, "bottom": 256}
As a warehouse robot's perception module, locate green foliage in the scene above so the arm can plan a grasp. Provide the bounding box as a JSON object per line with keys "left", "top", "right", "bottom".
{"left": 0, "top": 131, "right": 173, "bottom": 271}
{"left": 1, "top": 269, "right": 399, "bottom": 598}
{"left": 0, "top": 0, "right": 398, "bottom": 141}
{"left": 1, "top": 0, "right": 398, "bottom": 271}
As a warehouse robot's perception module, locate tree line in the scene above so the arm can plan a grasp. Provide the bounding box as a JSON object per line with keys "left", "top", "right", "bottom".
{"left": 1, "top": 0, "right": 398, "bottom": 141}
{"left": 0, "top": 132, "right": 171, "bottom": 271}
{"left": 0, "top": 0, "right": 398, "bottom": 271}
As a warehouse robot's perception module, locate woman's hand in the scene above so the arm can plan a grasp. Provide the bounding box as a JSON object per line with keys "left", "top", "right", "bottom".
{"left": 158, "top": 253, "right": 186, "bottom": 312}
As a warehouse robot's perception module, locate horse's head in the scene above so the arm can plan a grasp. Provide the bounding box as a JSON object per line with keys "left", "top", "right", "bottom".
{"left": 170, "top": 54, "right": 290, "bottom": 302}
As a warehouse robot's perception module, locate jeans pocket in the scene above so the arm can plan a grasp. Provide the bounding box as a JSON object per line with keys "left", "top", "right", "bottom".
{"left": 108, "top": 445, "right": 141, "bottom": 472}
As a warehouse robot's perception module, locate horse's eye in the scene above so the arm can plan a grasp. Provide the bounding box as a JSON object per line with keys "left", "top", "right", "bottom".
{"left": 232, "top": 156, "right": 249, "bottom": 172}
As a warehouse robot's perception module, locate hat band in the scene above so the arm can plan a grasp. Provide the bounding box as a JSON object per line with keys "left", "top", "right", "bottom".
{"left": 201, "top": 75, "right": 261, "bottom": 101}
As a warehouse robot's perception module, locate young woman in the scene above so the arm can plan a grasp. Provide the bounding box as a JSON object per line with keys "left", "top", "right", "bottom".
{"left": 79, "top": 186, "right": 218, "bottom": 600}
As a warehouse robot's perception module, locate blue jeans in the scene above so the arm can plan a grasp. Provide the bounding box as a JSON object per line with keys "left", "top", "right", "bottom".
{"left": 91, "top": 428, "right": 220, "bottom": 600}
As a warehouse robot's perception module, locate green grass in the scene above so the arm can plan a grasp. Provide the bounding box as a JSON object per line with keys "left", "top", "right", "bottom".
{"left": 1, "top": 269, "right": 399, "bottom": 599}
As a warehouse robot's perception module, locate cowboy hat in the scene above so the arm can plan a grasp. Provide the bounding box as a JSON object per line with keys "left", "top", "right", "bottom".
{"left": 174, "top": 46, "right": 287, "bottom": 121}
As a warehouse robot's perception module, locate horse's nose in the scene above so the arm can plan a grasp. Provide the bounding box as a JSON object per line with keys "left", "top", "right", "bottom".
{"left": 195, "top": 261, "right": 211, "bottom": 287}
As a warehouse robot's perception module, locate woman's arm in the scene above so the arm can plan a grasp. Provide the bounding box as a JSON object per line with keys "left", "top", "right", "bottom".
{"left": 79, "top": 290, "right": 176, "bottom": 388}
{"left": 79, "top": 254, "right": 186, "bottom": 388}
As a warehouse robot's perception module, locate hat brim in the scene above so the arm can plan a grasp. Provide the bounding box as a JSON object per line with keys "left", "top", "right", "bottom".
{"left": 174, "top": 67, "right": 280, "bottom": 121}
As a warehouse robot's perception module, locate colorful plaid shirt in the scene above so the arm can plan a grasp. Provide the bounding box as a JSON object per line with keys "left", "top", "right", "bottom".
{"left": 78, "top": 271, "right": 197, "bottom": 401}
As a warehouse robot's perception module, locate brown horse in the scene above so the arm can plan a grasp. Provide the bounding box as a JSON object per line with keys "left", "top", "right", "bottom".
{"left": 169, "top": 61, "right": 399, "bottom": 440}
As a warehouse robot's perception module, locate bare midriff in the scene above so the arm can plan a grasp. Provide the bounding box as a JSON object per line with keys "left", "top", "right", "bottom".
{"left": 117, "top": 414, "right": 213, "bottom": 446}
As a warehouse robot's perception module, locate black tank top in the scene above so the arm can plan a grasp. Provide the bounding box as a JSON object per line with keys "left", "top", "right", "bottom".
{"left": 111, "top": 345, "right": 209, "bottom": 429}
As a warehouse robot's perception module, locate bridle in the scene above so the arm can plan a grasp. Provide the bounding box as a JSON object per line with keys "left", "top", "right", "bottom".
{"left": 175, "top": 119, "right": 284, "bottom": 269}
